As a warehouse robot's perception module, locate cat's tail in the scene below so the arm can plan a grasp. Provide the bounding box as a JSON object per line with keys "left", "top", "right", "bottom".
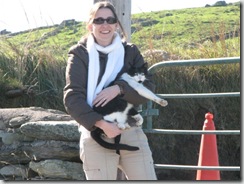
{"left": 91, "top": 130, "right": 139, "bottom": 151}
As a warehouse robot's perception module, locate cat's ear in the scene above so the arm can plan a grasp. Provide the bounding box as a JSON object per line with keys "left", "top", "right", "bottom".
{"left": 129, "top": 62, "right": 135, "bottom": 68}
{"left": 143, "top": 62, "right": 148, "bottom": 68}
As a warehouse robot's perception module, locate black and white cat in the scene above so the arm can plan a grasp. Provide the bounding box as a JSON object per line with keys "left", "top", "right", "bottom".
{"left": 91, "top": 62, "right": 168, "bottom": 152}
{"left": 120, "top": 63, "right": 168, "bottom": 107}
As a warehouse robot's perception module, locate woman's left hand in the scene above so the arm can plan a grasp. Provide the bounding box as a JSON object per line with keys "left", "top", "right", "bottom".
{"left": 93, "top": 85, "right": 120, "bottom": 107}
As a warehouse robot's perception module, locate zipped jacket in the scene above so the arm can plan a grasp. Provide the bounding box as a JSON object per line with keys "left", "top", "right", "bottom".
{"left": 63, "top": 38, "right": 155, "bottom": 131}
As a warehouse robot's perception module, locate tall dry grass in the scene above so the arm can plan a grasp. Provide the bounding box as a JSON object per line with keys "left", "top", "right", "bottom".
{"left": 0, "top": 36, "right": 66, "bottom": 109}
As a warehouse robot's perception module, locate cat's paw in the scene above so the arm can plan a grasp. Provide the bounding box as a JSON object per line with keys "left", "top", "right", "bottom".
{"left": 158, "top": 99, "right": 168, "bottom": 107}
{"left": 132, "top": 114, "right": 143, "bottom": 126}
{"left": 124, "top": 123, "right": 131, "bottom": 129}
{"left": 117, "top": 123, "right": 126, "bottom": 130}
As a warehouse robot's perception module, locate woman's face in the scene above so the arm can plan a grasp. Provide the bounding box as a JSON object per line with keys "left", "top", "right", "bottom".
{"left": 88, "top": 8, "right": 118, "bottom": 47}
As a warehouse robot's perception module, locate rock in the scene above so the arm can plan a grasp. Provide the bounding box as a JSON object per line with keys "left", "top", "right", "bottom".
{"left": 9, "top": 116, "right": 30, "bottom": 127}
{"left": 0, "top": 130, "right": 34, "bottom": 145}
{"left": 0, "top": 165, "right": 28, "bottom": 179}
{"left": 0, "top": 143, "right": 32, "bottom": 165}
{"left": 214, "top": 1, "right": 227, "bottom": 6}
{"left": 5, "top": 89, "right": 25, "bottom": 98}
{"left": 0, "top": 107, "right": 73, "bottom": 129}
{"left": 29, "top": 160, "right": 85, "bottom": 180}
{"left": 23, "top": 140, "right": 80, "bottom": 162}
{"left": 20, "top": 120, "right": 80, "bottom": 141}
{"left": 0, "top": 140, "right": 79, "bottom": 165}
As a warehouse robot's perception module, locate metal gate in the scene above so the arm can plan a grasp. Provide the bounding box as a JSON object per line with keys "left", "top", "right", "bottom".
{"left": 141, "top": 57, "right": 240, "bottom": 173}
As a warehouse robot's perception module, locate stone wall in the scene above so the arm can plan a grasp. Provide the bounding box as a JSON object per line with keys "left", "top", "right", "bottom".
{"left": 0, "top": 107, "right": 85, "bottom": 180}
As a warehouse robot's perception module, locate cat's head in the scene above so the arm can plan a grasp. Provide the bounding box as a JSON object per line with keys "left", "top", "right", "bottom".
{"left": 128, "top": 62, "right": 148, "bottom": 83}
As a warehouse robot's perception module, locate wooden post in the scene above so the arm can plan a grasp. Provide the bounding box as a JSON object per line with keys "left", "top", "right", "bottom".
{"left": 93, "top": 0, "right": 131, "bottom": 41}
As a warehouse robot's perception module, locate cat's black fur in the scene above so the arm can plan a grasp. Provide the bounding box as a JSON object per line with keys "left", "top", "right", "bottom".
{"left": 90, "top": 63, "right": 149, "bottom": 152}
{"left": 91, "top": 86, "right": 140, "bottom": 151}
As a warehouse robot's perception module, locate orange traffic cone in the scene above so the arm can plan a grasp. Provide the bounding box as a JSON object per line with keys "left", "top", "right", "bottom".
{"left": 196, "top": 112, "right": 220, "bottom": 180}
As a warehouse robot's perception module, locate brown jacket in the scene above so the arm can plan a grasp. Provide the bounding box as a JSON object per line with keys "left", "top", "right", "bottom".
{"left": 63, "top": 38, "right": 155, "bottom": 131}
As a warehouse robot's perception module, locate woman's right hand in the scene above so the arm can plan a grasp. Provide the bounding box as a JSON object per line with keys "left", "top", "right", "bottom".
{"left": 95, "top": 119, "right": 122, "bottom": 138}
{"left": 92, "top": 85, "right": 120, "bottom": 107}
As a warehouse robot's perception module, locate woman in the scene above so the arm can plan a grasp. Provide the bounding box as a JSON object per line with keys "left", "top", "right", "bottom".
{"left": 63, "top": 1, "right": 157, "bottom": 180}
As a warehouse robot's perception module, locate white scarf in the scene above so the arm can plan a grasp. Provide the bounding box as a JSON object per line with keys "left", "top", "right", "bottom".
{"left": 86, "top": 32, "right": 124, "bottom": 106}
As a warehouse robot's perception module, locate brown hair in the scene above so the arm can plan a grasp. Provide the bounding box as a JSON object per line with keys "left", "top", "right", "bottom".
{"left": 85, "top": 1, "right": 127, "bottom": 41}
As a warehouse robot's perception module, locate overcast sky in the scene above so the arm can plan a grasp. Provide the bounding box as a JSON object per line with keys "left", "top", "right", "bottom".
{"left": 0, "top": 0, "right": 240, "bottom": 33}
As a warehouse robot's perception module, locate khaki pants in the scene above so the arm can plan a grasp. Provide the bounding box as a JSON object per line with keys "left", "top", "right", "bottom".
{"left": 79, "top": 127, "right": 157, "bottom": 180}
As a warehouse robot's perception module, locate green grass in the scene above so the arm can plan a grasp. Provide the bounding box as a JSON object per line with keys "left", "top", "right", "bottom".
{"left": 131, "top": 5, "right": 240, "bottom": 49}
{"left": 0, "top": 2, "right": 241, "bottom": 180}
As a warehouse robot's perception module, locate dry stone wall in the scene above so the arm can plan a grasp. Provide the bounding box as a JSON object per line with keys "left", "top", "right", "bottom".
{"left": 0, "top": 107, "right": 85, "bottom": 180}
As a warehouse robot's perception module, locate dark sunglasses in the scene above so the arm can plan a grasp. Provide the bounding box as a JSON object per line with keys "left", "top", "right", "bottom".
{"left": 93, "top": 17, "right": 117, "bottom": 25}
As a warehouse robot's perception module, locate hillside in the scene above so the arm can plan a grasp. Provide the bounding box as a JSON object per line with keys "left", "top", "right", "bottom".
{"left": 1, "top": 2, "right": 240, "bottom": 56}
{"left": 132, "top": 3, "right": 240, "bottom": 50}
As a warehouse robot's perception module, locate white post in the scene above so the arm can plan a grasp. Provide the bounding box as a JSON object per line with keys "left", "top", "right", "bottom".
{"left": 93, "top": 0, "right": 131, "bottom": 41}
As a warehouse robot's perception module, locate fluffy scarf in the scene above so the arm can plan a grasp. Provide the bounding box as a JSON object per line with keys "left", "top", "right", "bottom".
{"left": 86, "top": 32, "right": 124, "bottom": 106}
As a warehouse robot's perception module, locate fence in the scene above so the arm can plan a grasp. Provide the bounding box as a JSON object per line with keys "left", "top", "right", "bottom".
{"left": 141, "top": 57, "right": 240, "bottom": 173}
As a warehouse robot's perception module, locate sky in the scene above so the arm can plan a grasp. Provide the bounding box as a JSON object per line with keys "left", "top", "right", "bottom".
{"left": 0, "top": 0, "right": 240, "bottom": 33}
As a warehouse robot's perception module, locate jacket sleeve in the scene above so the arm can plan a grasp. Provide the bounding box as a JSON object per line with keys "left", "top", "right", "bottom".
{"left": 114, "top": 43, "right": 156, "bottom": 106}
{"left": 63, "top": 45, "right": 103, "bottom": 131}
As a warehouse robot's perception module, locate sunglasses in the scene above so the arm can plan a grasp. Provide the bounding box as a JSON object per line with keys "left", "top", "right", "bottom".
{"left": 93, "top": 17, "right": 117, "bottom": 25}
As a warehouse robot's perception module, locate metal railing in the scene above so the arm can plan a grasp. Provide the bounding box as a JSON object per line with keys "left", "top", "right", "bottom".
{"left": 141, "top": 57, "right": 240, "bottom": 172}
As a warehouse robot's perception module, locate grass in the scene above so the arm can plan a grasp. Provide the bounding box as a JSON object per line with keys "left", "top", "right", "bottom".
{"left": 0, "top": 35, "right": 66, "bottom": 109}
{"left": 131, "top": 5, "right": 240, "bottom": 50}
{"left": 0, "top": 2, "right": 241, "bottom": 180}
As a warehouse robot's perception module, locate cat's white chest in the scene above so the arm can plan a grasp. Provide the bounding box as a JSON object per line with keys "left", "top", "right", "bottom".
{"left": 103, "top": 103, "right": 133, "bottom": 129}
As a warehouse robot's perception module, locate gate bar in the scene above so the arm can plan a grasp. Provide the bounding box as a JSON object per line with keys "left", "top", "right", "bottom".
{"left": 154, "top": 164, "right": 240, "bottom": 171}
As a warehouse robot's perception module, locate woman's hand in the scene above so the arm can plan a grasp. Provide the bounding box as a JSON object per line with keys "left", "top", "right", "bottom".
{"left": 95, "top": 119, "right": 122, "bottom": 138}
{"left": 93, "top": 85, "right": 120, "bottom": 107}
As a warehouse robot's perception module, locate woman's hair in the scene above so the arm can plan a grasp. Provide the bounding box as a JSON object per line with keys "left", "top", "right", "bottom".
{"left": 85, "top": 1, "right": 127, "bottom": 41}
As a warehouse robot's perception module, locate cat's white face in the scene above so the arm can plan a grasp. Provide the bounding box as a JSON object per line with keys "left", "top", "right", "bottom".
{"left": 133, "top": 73, "right": 146, "bottom": 83}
